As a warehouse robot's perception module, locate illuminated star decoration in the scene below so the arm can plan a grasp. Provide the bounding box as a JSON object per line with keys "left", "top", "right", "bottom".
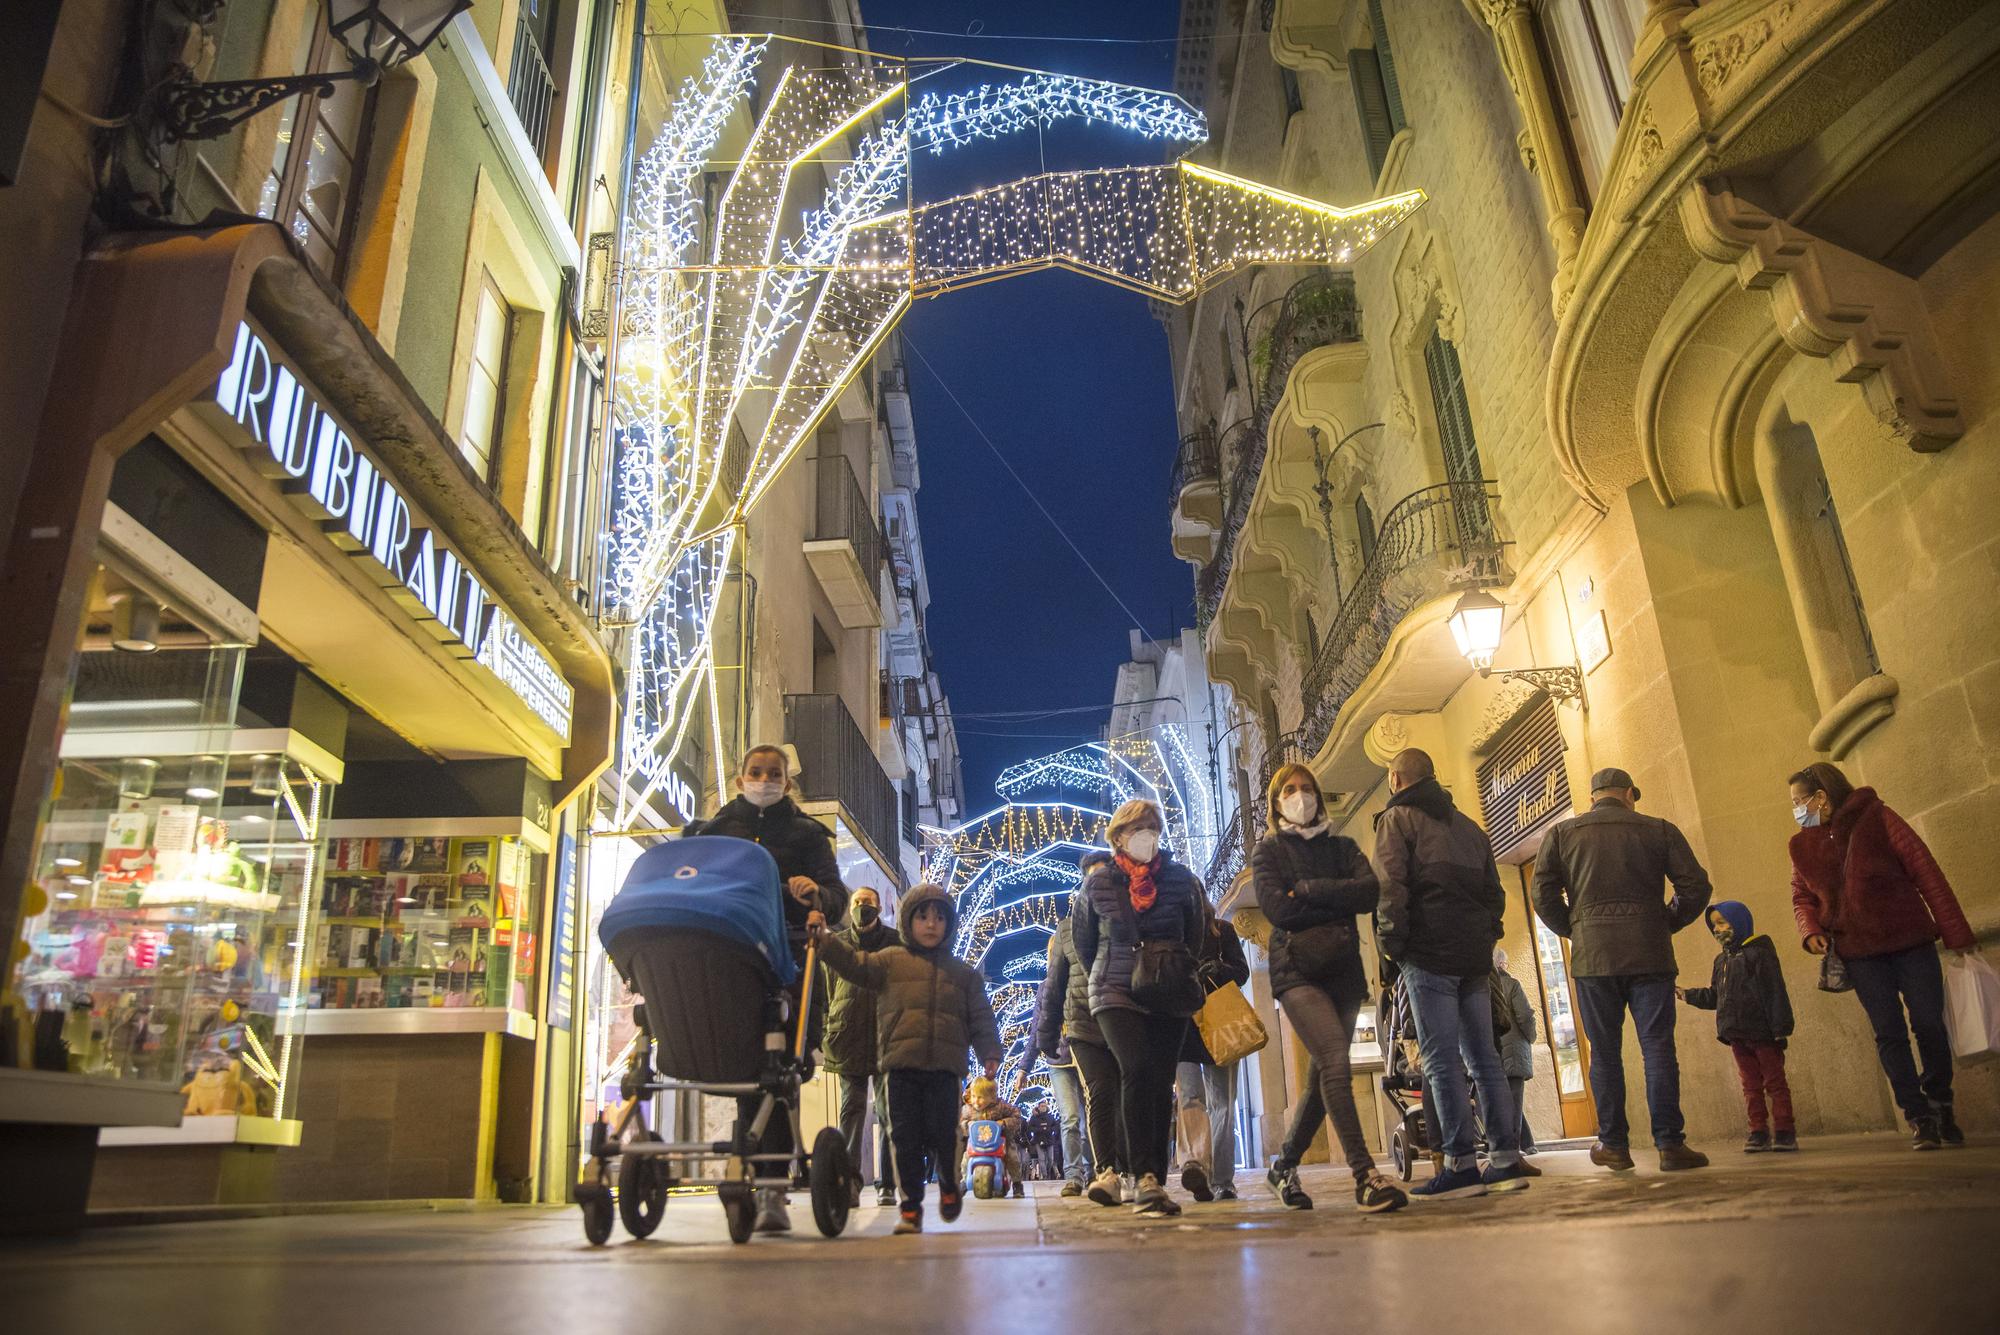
{"left": 922, "top": 726, "right": 1222, "bottom": 1105}
{"left": 604, "top": 33, "right": 1426, "bottom": 821}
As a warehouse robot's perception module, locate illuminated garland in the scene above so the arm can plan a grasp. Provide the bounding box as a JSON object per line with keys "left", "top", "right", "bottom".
{"left": 607, "top": 34, "right": 1427, "bottom": 820}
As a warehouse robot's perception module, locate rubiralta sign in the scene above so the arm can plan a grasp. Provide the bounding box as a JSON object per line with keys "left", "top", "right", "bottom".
{"left": 1475, "top": 695, "right": 1571, "bottom": 860}
{"left": 199, "top": 320, "right": 574, "bottom": 741}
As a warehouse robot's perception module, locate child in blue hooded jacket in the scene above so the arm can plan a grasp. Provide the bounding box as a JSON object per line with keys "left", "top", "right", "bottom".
{"left": 1677, "top": 900, "right": 1798, "bottom": 1152}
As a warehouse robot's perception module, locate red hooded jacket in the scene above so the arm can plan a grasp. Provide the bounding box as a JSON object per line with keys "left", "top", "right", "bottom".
{"left": 1789, "top": 788, "right": 1973, "bottom": 959}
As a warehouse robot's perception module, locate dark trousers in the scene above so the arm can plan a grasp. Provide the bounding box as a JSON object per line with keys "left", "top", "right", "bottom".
{"left": 1069, "top": 1035, "right": 1127, "bottom": 1176}
{"left": 1574, "top": 972, "right": 1684, "bottom": 1149}
{"left": 1730, "top": 1042, "right": 1794, "bottom": 1133}
{"left": 1096, "top": 1008, "right": 1189, "bottom": 1183}
{"left": 886, "top": 1069, "right": 960, "bottom": 1208}
{"left": 836, "top": 1072, "right": 892, "bottom": 1186}
{"left": 1846, "top": 943, "right": 1953, "bottom": 1122}
{"left": 1275, "top": 985, "right": 1376, "bottom": 1179}
{"left": 734, "top": 1094, "right": 793, "bottom": 1172}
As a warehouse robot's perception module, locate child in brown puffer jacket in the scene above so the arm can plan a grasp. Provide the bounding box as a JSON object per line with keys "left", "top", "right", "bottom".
{"left": 813, "top": 882, "right": 1001, "bottom": 1235}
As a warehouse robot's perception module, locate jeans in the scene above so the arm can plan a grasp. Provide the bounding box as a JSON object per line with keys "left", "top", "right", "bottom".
{"left": 1730, "top": 1042, "right": 1794, "bottom": 1133}
{"left": 886, "top": 1069, "right": 960, "bottom": 1208}
{"left": 1845, "top": 943, "right": 1953, "bottom": 1122}
{"left": 1402, "top": 962, "right": 1520, "bottom": 1171}
{"left": 1275, "top": 984, "right": 1378, "bottom": 1179}
{"left": 1477, "top": 1075, "right": 1537, "bottom": 1152}
{"left": 734, "top": 1093, "right": 792, "bottom": 1175}
{"left": 1047, "top": 1062, "right": 1093, "bottom": 1183}
{"left": 1070, "top": 1035, "right": 1128, "bottom": 1176}
{"left": 1574, "top": 972, "right": 1683, "bottom": 1149}
{"left": 836, "top": 1072, "right": 892, "bottom": 1187}
{"left": 1096, "top": 1008, "right": 1189, "bottom": 1183}
{"left": 1174, "top": 1060, "right": 1237, "bottom": 1190}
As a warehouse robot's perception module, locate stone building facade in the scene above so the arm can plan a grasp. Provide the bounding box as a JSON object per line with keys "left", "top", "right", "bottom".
{"left": 1168, "top": 0, "right": 1999, "bottom": 1157}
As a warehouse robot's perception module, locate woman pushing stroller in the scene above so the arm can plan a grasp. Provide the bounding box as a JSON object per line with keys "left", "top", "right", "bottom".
{"left": 811, "top": 883, "right": 1002, "bottom": 1235}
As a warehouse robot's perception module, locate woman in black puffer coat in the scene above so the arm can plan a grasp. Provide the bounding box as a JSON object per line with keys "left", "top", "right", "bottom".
{"left": 1252, "top": 764, "right": 1407, "bottom": 1215}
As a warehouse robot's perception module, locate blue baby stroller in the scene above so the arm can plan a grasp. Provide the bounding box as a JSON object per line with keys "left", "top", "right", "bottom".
{"left": 577, "top": 836, "right": 857, "bottom": 1245}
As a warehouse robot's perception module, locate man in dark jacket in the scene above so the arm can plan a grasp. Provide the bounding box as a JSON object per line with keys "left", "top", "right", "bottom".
{"left": 682, "top": 744, "right": 850, "bottom": 1232}
{"left": 1678, "top": 900, "right": 1797, "bottom": 1152}
{"left": 1034, "top": 918, "right": 1096, "bottom": 1196}
{"left": 1373, "top": 748, "right": 1530, "bottom": 1199}
{"left": 824, "top": 886, "right": 899, "bottom": 1206}
{"left": 1532, "top": 766, "right": 1712, "bottom": 1173}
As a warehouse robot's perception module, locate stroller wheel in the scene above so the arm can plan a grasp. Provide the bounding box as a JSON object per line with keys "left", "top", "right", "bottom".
{"left": 719, "top": 1182, "right": 756, "bottom": 1245}
{"left": 1389, "top": 1125, "right": 1409, "bottom": 1182}
{"left": 579, "top": 1183, "right": 615, "bottom": 1246}
{"left": 808, "top": 1126, "right": 854, "bottom": 1238}
{"left": 618, "top": 1133, "right": 669, "bottom": 1239}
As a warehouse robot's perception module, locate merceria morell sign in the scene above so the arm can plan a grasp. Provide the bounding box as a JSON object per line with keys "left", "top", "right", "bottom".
{"left": 202, "top": 320, "right": 574, "bottom": 740}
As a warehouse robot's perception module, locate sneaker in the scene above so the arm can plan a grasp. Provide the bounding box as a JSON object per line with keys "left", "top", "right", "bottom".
{"left": 1011, "top": 1181, "right": 1025, "bottom": 1198}
{"left": 1086, "top": 1168, "right": 1123, "bottom": 1207}
{"left": 1743, "top": 1130, "right": 1772, "bottom": 1154}
{"left": 752, "top": 1188, "right": 792, "bottom": 1233}
{"left": 1411, "top": 1165, "right": 1487, "bottom": 1200}
{"left": 1659, "top": 1143, "right": 1710, "bottom": 1172}
{"left": 1267, "top": 1160, "right": 1313, "bottom": 1210}
{"left": 938, "top": 1186, "right": 964, "bottom": 1223}
{"left": 1180, "top": 1160, "right": 1214, "bottom": 1202}
{"left": 892, "top": 1205, "right": 922, "bottom": 1235}
{"left": 876, "top": 1188, "right": 897, "bottom": 1208}
{"left": 1912, "top": 1117, "right": 1943, "bottom": 1151}
{"left": 1772, "top": 1131, "right": 1799, "bottom": 1152}
{"left": 1481, "top": 1161, "right": 1534, "bottom": 1193}
{"left": 1133, "top": 1173, "right": 1180, "bottom": 1216}
{"left": 1215, "top": 1186, "right": 1238, "bottom": 1201}
{"left": 1589, "top": 1142, "right": 1636, "bottom": 1173}
{"left": 1060, "top": 1180, "right": 1084, "bottom": 1198}
{"left": 1354, "top": 1172, "right": 1408, "bottom": 1214}
{"left": 1936, "top": 1102, "right": 1965, "bottom": 1147}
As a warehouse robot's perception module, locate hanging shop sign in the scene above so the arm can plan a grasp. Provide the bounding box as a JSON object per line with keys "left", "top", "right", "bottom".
{"left": 201, "top": 320, "right": 574, "bottom": 741}
{"left": 1476, "top": 694, "right": 1572, "bottom": 860}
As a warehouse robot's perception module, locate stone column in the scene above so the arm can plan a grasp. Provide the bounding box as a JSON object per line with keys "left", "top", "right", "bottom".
{"left": 1479, "top": 0, "right": 1589, "bottom": 314}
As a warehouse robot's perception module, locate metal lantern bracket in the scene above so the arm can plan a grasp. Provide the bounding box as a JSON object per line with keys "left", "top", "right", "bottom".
{"left": 1481, "top": 663, "right": 1586, "bottom": 706}
{"left": 157, "top": 62, "right": 379, "bottom": 141}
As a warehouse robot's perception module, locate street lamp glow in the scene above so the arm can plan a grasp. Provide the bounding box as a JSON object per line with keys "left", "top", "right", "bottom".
{"left": 1448, "top": 589, "right": 1507, "bottom": 672}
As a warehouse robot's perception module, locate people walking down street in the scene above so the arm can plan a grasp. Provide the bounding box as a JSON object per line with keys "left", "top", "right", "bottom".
{"left": 960, "top": 1076, "right": 1027, "bottom": 1197}
{"left": 1533, "top": 766, "right": 1713, "bottom": 1175}
{"left": 683, "top": 744, "right": 851, "bottom": 1234}
{"left": 1252, "top": 763, "right": 1409, "bottom": 1214}
{"left": 1787, "top": 763, "right": 1977, "bottom": 1150}
{"left": 1048, "top": 851, "right": 1130, "bottom": 1207}
{"left": 1072, "top": 800, "right": 1205, "bottom": 1217}
{"left": 823, "top": 885, "right": 899, "bottom": 1207}
{"left": 811, "top": 883, "right": 1001, "bottom": 1236}
{"left": 1175, "top": 896, "right": 1251, "bottom": 1202}
{"left": 1033, "top": 922, "right": 1095, "bottom": 1197}
{"left": 1374, "top": 748, "right": 1531, "bottom": 1201}
{"left": 1025, "top": 1104, "right": 1063, "bottom": 1180}
{"left": 1490, "top": 947, "right": 1541, "bottom": 1156}
{"left": 1678, "top": 901, "right": 1798, "bottom": 1153}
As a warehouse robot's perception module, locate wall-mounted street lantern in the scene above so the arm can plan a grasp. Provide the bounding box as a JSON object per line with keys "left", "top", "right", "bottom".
{"left": 157, "top": 0, "right": 470, "bottom": 140}
{"left": 1447, "top": 588, "right": 1585, "bottom": 704}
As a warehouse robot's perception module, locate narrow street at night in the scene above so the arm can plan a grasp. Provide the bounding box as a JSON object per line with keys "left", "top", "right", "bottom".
{"left": 12, "top": 1140, "right": 1998, "bottom": 1335}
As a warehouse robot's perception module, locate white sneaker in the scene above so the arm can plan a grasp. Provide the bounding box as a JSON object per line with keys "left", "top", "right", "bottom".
{"left": 1086, "top": 1167, "right": 1123, "bottom": 1207}
{"left": 752, "top": 1188, "right": 791, "bottom": 1233}
{"left": 1133, "top": 1173, "right": 1180, "bottom": 1217}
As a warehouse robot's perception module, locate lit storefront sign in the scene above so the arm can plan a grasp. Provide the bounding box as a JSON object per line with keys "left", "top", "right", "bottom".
{"left": 1476, "top": 695, "right": 1572, "bottom": 859}
{"left": 202, "top": 321, "right": 573, "bottom": 740}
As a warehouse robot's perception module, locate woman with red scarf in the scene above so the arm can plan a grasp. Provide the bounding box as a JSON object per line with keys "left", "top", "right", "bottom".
{"left": 1071, "top": 799, "right": 1205, "bottom": 1216}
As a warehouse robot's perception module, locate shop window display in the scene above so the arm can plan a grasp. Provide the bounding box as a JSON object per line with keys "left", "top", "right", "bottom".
{"left": 10, "top": 706, "right": 331, "bottom": 1126}
{"left": 309, "top": 834, "right": 541, "bottom": 1013}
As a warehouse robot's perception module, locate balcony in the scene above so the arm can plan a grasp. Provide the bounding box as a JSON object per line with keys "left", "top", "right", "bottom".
{"left": 785, "top": 692, "right": 903, "bottom": 880}
{"left": 1169, "top": 424, "right": 1221, "bottom": 561}
{"left": 507, "top": 12, "right": 557, "bottom": 160}
{"left": 803, "top": 457, "right": 886, "bottom": 628}
{"left": 1293, "top": 480, "right": 1508, "bottom": 784}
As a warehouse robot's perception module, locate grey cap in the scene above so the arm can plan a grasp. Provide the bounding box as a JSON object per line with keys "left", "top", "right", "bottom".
{"left": 1591, "top": 767, "right": 1640, "bottom": 800}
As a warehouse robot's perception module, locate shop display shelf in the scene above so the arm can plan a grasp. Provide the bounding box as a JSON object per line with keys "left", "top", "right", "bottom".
{"left": 98, "top": 1113, "right": 303, "bottom": 1148}
{"left": 302, "top": 1007, "right": 538, "bottom": 1039}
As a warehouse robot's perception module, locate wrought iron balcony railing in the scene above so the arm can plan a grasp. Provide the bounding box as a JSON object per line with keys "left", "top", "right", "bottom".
{"left": 1168, "top": 423, "right": 1220, "bottom": 514}
{"left": 814, "top": 455, "right": 887, "bottom": 589}
{"left": 508, "top": 13, "right": 558, "bottom": 157}
{"left": 785, "top": 692, "right": 903, "bottom": 874}
{"left": 1294, "top": 479, "right": 1506, "bottom": 760}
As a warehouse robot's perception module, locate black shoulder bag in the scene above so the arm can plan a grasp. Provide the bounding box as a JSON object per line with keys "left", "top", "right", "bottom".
{"left": 1125, "top": 890, "right": 1203, "bottom": 1018}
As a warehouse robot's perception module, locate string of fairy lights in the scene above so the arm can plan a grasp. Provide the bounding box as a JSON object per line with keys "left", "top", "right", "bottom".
{"left": 924, "top": 725, "right": 1222, "bottom": 1106}
{"left": 602, "top": 32, "right": 1426, "bottom": 824}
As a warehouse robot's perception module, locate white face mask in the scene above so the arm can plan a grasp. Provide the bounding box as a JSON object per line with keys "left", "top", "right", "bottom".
{"left": 1123, "top": 830, "right": 1160, "bottom": 863}
{"left": 1793, "top": 803, "right": 1821, "bottom": 829}
{"left": 742, "top": 779, "right": 785, "bottom": 809}
{"left": 1280, "top": 791, "right": 1318, "bottom": 826}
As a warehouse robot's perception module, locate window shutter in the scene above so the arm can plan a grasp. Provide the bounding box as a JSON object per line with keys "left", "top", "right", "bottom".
{"left": 1368, "top": 0, "right": 1408, "bottom": 134}
{"left": 1349, "top": 50, "right": 1394, "bottom": 180}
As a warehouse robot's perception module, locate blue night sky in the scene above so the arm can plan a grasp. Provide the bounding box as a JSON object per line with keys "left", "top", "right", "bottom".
{"left": 851, "top": 0, "right": 1196, "bottom": 805}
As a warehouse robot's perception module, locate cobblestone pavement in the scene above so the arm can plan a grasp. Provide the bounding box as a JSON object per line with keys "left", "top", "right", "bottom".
{"left": 5, "top": 1135, "right": 1993, "bottom": 1335}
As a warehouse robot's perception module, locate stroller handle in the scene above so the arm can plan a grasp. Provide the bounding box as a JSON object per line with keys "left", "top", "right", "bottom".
{"left": 794, "top": 938, "right": 818, "bottom": 1061}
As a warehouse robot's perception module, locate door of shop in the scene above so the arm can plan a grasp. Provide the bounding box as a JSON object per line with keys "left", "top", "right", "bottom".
{"left": 1518, "top": 860, "right": 1597, "bottom": 1138}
